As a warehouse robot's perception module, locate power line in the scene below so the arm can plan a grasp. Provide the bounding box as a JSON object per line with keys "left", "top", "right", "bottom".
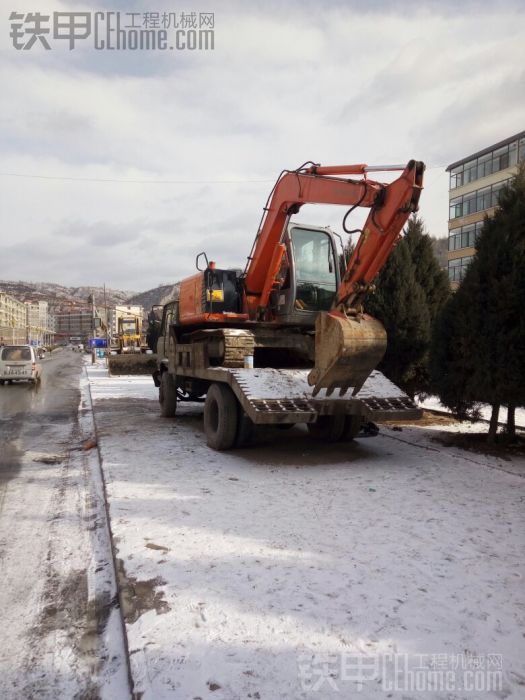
{"left": 0, "top": 164, "right": 448, "bottom": 186}
{"left": 0, "top": 172, "right": 274, "bottom": 185}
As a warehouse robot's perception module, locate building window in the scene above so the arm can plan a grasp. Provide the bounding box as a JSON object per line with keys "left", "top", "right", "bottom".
{"left": 477, "top": 152, "right": 492, "bottom": 179}
{"left": 491, "top": 180, "right": 508, "bottom": 208}
{"left": 449, "top": 178, "right": 512, "bottom": 219}
{"left": 450, "top": 166, "right": 463, "bottom": 189}
{"left": 492, "top": 145, "right": 509, "bottom": 171}
{"left": 448, "top": 256, "right": 473, "bottom": 282}
{"left": 519, "top": 137, "right": 525, "bottom": 162}
{"left": 449, "top": 138, "right": 523, "bottom": 189}
{"left": 476, "top": 186, "right": 491, "bottom": 211}
{"left": 450, "top": 196, "right": 463, "bottom": 219}
{"left": 463, "top": 191, "right": 477, "bottom": 216}
{"left": 448, "top": 222, "right": 483, "bottom": 251}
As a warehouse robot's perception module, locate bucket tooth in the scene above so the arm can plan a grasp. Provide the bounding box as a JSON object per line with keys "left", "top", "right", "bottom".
{"left": 307, "top": 310, "right": 387, "bottom": 396}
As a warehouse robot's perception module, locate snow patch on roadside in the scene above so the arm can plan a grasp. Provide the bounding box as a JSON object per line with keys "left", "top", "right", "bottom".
{"left": 87, "top": 363, "right": 157, "bottom": 401}
{"left": 419, "top": 395, "right": 525, "bottom": 429}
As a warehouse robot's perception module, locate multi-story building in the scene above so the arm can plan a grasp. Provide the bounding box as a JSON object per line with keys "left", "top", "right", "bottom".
{"left": 25, "top": 299, "right": 56, "bottom": 345}
{"left": 446, "top": 131, "right": 525, "bottom": 285}
{"left": 0, "top": 292, "right": 27, "bottom": 344}
{"left": 54, "top": 307, "right": 94, "bottom": 341}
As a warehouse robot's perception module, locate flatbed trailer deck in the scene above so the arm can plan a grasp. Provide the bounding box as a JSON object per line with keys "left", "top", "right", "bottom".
{"left": 170, "top": 365, "right": 420, "bottom": 425}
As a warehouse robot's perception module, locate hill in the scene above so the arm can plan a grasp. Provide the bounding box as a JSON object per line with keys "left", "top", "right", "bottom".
{"left": 0, "top": 280, "right": 135, "bottom": 307}
{"left": 127, "top": 283, "right": 180, "bottom": 310}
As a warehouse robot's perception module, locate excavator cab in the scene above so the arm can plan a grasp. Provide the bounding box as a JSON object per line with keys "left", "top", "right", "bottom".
{"left": 273, "top": 224, "right": 340, "bottom": 325}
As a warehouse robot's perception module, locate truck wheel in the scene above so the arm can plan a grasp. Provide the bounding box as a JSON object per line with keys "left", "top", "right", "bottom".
{"left": 340, "top": 414, "right": 362, "bottom": 441}
{"left": 307, "top": 414, "right": 346, "bottom": 442}
{"left": 204, "top": 383, "right": 239, "bottom": 450}
{"left": 159, "top": 372, "right": 177, "bottom": 417}
{"left": 236, "top": 410, "right": 255, "bottom": 447}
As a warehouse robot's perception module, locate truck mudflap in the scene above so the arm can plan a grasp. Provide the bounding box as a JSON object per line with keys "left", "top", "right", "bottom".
{"left": 214, "top": 367, "right": 421, "bottom": 424}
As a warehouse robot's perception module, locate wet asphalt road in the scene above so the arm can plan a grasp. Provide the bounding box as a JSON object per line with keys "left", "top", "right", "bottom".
{"left": 0, "top": 348, "right": 83, "bottom": 486}
{"left": 0, "top": 349, "right": 128, "bottom": 698}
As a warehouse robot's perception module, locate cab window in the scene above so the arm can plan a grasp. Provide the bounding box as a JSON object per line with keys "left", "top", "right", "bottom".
{"left": 290, "top": 228, "right": 337, "bottom": 311}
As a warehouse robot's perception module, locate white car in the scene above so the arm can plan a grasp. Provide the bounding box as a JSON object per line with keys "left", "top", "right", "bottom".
{"left": 0, "top": 345, "right": 42, "bottom": 385}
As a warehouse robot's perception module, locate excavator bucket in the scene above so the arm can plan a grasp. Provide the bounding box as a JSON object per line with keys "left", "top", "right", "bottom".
{"left": 307, "top": 311, "right": 387, "bottom": 397}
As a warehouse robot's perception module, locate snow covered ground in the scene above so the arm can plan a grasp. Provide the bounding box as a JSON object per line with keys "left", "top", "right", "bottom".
{"left": 86, "top": 364, "right": 525, "bottom": 699}
{"left": 419, "top": 396, "right": 525, "bottom": 429}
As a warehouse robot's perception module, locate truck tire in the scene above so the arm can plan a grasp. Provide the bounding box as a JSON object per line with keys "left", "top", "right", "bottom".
{"left": 307, "top": 413, "right": 346, "bottom": 442}
{"left": 204, "top": 383, "right": 239, "bottom": 450}
{"left": 159, "top": 372, "right": 177, "bottom": 417}
{"left": 340, "top": 414, "right": 362, "bottom": 441}
{"left": 236, "top": 410, "right": 255, "bottom": 447}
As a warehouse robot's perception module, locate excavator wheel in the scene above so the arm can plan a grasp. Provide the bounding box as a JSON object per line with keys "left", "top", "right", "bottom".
{"left": 204, "top": 383, "right": 239, "bottom": 450}
{"left": 307, "top": 413, "right": 346, "bottom": 442}
{"left": 159, "top": 372, "right": 177, "bottom": 417}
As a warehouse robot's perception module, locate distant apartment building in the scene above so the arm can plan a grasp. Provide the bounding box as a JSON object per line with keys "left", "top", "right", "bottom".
{"left": 0, "top": 292, "right": 27, "bottom": 344}
{"left": 55, "top": 307, "right": 94, "bottom": 341}
{"left": 25, "top": 299, "right": 56, "bottom": 345}
{"left": 446, "top": 131, "right": 525, "bottom": 285}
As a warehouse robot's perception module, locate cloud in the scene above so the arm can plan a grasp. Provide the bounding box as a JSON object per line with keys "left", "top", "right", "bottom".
{"left": 1, "top": 0, "right": 524, "bottom": 289}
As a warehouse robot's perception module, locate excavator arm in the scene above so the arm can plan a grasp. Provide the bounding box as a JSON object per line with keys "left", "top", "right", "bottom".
{"left": 244, "top": 160, "right": 425, "bottom": 395}
{"left": 245, "top": 160, "right": 424, "bottom": 313}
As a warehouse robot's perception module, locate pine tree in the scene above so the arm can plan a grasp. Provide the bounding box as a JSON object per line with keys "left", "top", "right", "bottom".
{"left": 365, "top": 215, "right": 448, "bottom": 398}
{"left": 366, "top": 238, "right": 430, "bottom": 397}
{"left": 431, "top": 164, "right": 525, "bottom": 442}
{"left": 477, "top": 166, "right": 525, "bottom": 440}
{"left": 404, "top": 216, "right": 450, "bottom": 394}
{"left": 405, "top": 217, "right": 450, "bottom": 322}
{"left": 429, "top": 256, "right": 480, "bottom": 419}
{"left": 339, "top": 237, "right": 354, "bottom": 279}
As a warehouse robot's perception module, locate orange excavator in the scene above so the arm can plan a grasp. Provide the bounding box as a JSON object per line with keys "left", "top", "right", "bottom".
{"left": 153, "top": 159, "right": 424, "bottom": 449}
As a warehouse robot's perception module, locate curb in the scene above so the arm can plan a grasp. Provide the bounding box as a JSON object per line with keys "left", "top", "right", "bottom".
{"left": 81, "top": 366, "right": 136, "bottom": 698}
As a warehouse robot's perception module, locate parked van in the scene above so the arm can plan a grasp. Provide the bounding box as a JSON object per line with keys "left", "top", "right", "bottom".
{"left": 0, "top": 345, "right": 42, "bottom": 384}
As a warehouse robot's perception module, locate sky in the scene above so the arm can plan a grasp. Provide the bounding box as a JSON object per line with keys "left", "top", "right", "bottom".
{"left": 1, "top": 0, "right": 524, "bottom": 292}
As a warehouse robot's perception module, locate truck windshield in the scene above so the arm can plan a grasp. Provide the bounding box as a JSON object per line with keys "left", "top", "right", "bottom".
{"left": 291, "top": 227, "right": 337, "bottom": 311}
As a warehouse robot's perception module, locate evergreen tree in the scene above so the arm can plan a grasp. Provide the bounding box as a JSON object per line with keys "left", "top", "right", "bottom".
{"left": 366, "top": 238, "right": 430, "bottom": 397}
{"left": 431, "top": 164, "right": 525, "bottom": 442}
{"left": 366, "top": 215, "right": 448, "bottom": 397}
{"left": 405, "top": 217, "right": 450, "bottom": 321}
{"left": 429, "top": 256, "right": 481, "bottom": 418}
{"left": 338, "top": 237, "right": 354, "bottom": 279}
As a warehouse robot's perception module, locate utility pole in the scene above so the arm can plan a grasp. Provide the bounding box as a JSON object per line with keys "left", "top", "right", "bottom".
{"left": 89, "top": 291, "right": 96, "bottom": 364}
{"left": 103, "top": 284, "right": 109, "bottom": 365}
